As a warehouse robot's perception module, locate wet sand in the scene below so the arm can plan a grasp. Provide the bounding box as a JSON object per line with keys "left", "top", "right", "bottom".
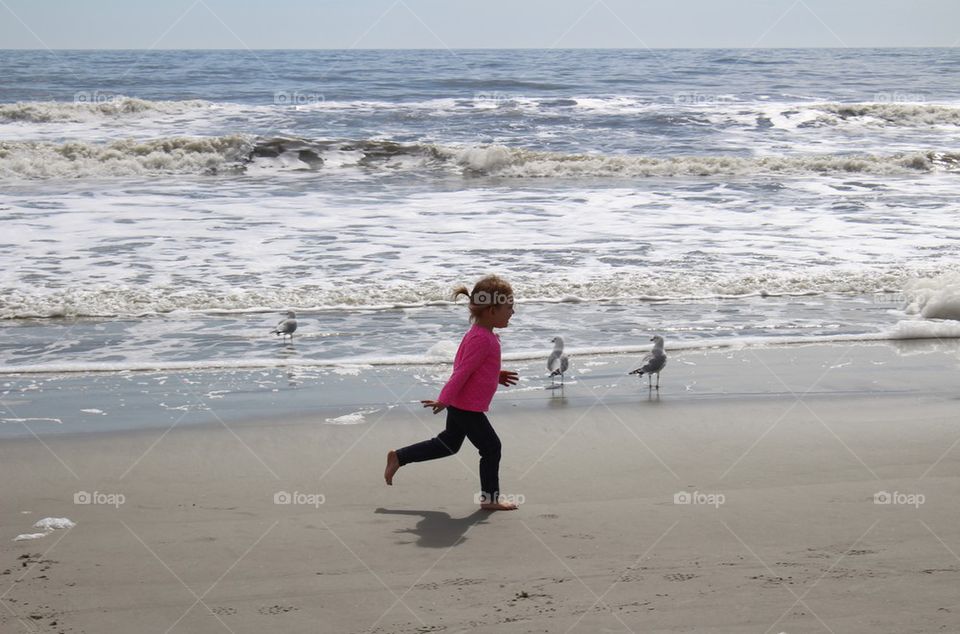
{"left": 2, "top": 341, "right": 960, "bottom": 633}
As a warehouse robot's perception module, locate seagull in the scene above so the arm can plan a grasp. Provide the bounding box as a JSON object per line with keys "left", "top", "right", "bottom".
{"left": 547, "top": 336, "right": 570, "bottom": 387}
{"left": 629, "top": 335, "right": 667, "bottom": 389}
{"left": 271, "top": 311, "right": 298, "bottom": 340}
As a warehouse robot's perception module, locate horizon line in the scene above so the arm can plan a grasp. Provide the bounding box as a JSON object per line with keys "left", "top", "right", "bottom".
{"left": 1, "top": 45, "right": 957, "bottom": 52}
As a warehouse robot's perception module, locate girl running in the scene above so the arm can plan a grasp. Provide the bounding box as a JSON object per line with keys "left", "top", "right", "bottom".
{"left": 384, "top": 275, "right": 520, "bottom": 511}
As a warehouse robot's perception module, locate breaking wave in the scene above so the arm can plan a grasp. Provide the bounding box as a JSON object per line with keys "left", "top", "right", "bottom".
{"left": 0, "top": 135, "right": 254, "bottom": 179}
{"left": 448, "top": 145, "right": 957, "bottom": 177}
{"left": 2, "top": 134, "right": 959, "bottom": 180}
{"left": 0, "top": 97, "right": 213, "bottom": 123}
{"left": 809, "top": 102, "right": 960, "bottom": 127}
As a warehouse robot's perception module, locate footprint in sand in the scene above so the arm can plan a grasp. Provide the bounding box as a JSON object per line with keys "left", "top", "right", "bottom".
{"left": 416, "top": 578, "right": 483, "bottom": 590}
{"left": 750, "top": 574, "right": 795, "bottom": 587}
{"left": 663, "top": 573, "right": 698, "bottom": 582}
{"left": 257, "top": 605, "right": 299, "bottom": 615}
{"left": 210, "top": 607, "right": 237, "bottom": 616}
{"left": 538, "top": 514, "right": 559, "bottom": 520}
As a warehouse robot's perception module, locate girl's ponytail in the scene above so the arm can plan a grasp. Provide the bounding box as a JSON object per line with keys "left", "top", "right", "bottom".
{"left": 451, "top": 284, "right": 471, "bottom": 302}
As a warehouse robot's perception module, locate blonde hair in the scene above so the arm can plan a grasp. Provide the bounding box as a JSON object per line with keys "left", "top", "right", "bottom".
{"left": 452, "top": 274, "right": 514, "bottom": 323}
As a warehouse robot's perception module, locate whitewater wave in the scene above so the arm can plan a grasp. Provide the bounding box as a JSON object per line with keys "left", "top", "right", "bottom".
{"left": 809, "top": 103, "right": 960, "bottom": 127}
{"left": 0, "top": 268, "right": 942, "bottom": 320}
{"left": 0, "top": 97, "right": 213, "bottom": 123}
{"left": 0, "top": 135, "right": 254, "bottom": 179}
{"left": 2, "top": 134, "right": 959, "bottom": 180}
{"left": 448, "top": 145, "right": 957, "bottom": 178}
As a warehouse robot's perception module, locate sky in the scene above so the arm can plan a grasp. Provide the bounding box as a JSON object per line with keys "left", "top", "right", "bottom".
{"left": 0, "top": 0, "right": 958, "bottom": 49}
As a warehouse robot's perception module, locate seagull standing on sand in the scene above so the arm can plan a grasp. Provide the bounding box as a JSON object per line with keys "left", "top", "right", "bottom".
{"left": 548, "top": 336, "right": 570, "bottom": 387}
{"left": 271, "top": 311, "right": 298, "bottom": 340}
{"left": 629, "top": 335, "right": 667, "bottom": 389}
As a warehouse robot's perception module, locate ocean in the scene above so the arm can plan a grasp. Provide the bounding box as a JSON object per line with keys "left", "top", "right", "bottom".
{"left": 2, "top": 48, "right": 960, "bottom": 377}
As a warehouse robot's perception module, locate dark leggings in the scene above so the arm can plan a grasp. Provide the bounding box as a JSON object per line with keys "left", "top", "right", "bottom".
{"left": 396, "top": 405, "right": 501, "bottom": 502}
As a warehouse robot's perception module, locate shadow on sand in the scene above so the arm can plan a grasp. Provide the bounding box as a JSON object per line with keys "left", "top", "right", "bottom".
{"left": 375, "top": 508, "right": 491, "bottom": 548}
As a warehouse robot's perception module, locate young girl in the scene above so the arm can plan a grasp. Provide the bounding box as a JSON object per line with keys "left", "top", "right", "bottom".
{"left": 384, "top": 275, "right": 520, "bottom": 511}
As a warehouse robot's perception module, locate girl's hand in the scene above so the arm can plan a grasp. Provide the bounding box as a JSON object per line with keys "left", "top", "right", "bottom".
{"left": 499, "top": 370, "right": 519, "bottom": 387}
{"left": 420, "top": 400, "right": 447, "bottom": 414}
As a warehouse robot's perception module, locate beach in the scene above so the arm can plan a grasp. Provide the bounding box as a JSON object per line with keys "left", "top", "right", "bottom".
{"left": 4, "top": 45, "right": 960, "bottom": 633}
{"left": 3, "top": 341, "right": 959, "bottom": 633}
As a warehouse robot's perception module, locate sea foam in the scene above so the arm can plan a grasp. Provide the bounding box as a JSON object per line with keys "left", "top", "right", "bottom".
{"left": 904, "top": 273, "right": 960, "bottom": 321}
{"left": 13, "top": 517, "right": 76, "bottom": 541}
{"left": 0, "top": 268, "right": 939, "bottom": 320}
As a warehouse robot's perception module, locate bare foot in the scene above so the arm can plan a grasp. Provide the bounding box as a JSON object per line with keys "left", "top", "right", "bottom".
{"left": 481, "top": 501, "right": 519, "bottom": 511}
{"left": 384, "top": 450, "right": 400, "bottom": 485}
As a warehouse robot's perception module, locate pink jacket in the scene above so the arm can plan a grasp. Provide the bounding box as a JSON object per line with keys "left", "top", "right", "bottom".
{"left": 438, "top": 324, "right": 501, "bottom": 412}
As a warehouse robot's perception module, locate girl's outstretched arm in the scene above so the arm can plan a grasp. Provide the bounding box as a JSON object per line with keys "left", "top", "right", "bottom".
{"left": 420, "top": 400, "right": 446, "bottom": 414}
